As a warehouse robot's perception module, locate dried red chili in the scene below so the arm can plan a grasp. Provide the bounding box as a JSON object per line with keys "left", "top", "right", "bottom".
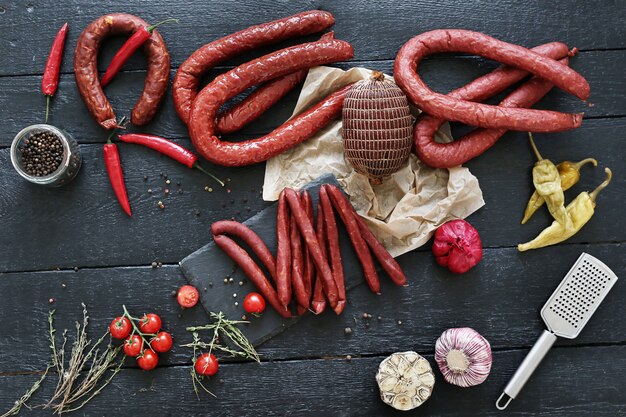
{"left": 42, "top": 22, "right": 69, "bottom": 122}
{"left": 117, "top": 133, "right": 223, "bottom": 186}
{"left": 100, "top": 18, "right": 177, "bottom": 87}
{"left": 104, "top": 119, "right": 131, "bottom": 216}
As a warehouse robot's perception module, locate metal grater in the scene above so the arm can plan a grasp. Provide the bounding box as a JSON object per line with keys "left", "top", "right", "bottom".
{"left": 496, "top": 253, "right": 618, "bottom": 410}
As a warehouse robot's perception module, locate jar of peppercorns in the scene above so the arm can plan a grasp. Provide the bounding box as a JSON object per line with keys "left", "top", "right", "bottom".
{"left": 10, "top": 124, "right": 81, "bottom": 187}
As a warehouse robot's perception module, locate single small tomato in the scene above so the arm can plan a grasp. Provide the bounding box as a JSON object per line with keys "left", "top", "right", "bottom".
{"left": 139, "top": 313, "right": 162, "bottom": 334}
{"left": 151, "top": 331, "right": 173, "bottom": 353}
{"left": 109, "top": 316, "right": 131, "bottom": 339}
{"left": 123, "top": 334, "right": 143, "bottom": 357}
{"left": 243, "top": 292, "right": 266, "bottom": 315}
{"left": 195, "top": 353, "right": 219, "bottom": 376}
{"left": 177, "top": 285, "right": 199, "bottom": 308}
{"left": 138, "top": 349, "right": 159, "bottom": 371}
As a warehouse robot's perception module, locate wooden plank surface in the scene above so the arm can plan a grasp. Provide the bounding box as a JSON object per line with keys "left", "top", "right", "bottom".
{"left": 0, "top": 0, "right": 624, "bottom": 416}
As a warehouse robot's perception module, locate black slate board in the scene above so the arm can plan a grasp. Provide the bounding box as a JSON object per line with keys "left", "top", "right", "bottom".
{"left": 180, "top": 174, "right": 367, "bottom": 346}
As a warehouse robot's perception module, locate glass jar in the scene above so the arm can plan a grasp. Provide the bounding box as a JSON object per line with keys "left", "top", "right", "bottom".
{"left": 10, "top": 124, "right": 82, "bottom": 187}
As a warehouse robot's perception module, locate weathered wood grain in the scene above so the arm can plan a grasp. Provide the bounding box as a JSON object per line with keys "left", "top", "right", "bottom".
{"left": 1, "top": 345, "right": 625, "bottom": 416}
{"left": 0, "top": 51, "right": 624, "bottom": 146}
{"left": 1, "top": 118, "right": 624, "bottom": 272}
{"left": 0, "top": 243, "right": 622, "bottom": 373}
{"left": 0, "top": 0, "right": 624, "bottom": 76}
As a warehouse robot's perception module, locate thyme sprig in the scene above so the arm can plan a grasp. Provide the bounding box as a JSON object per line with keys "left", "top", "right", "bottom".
{"left": 182, "top": 311, "right": 259, "bottom": 398}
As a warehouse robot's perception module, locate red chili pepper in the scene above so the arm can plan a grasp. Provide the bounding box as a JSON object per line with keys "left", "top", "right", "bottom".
{"left": 100, "top": 18, "right": 178, "bottom": 87}
{"left": 42, "top": 22, "right": 68, "bottom": 122}
{"left": 117, "top": 133, "right": 224, "bottom": 186}
{"left": 103, "top": 120, "right": 132, "bottom": 216}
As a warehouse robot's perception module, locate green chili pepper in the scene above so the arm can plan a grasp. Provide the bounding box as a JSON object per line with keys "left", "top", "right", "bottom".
{"left": 518, "top": 168, "right": 612, "bottom": 251}
{"left": 521, "top": 157, "right": 598, "bottom": 224}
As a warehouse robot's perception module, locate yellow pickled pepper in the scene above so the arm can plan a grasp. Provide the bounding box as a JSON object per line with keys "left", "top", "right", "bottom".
{"left": 521, "top": 157, "right": 598, "bottom": 224}
{"left": 527, "top": 133, "right": 573, "bottom": 231}
{"left": 518, "top": 168, "right": 612, "bottom": 252}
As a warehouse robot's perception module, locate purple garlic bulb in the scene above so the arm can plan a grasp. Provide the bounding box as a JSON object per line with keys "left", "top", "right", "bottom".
{"left": 434, "top": 327, "right": 492, "bottom": 387}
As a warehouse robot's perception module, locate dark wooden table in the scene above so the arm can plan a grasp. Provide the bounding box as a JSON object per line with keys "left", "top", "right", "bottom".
{"left": 1, "top": 1, "right": 624, "bottom": 416}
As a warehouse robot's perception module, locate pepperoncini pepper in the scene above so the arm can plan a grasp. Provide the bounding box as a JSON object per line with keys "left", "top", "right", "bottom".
{"left": 518, "top": 168, "right": 612, "bottom": 252}
{"left": 521, "top": 157, "right": 598, "bottom": 224}
{"left": 527, "top": 133, "right": 573, "bottom": 231}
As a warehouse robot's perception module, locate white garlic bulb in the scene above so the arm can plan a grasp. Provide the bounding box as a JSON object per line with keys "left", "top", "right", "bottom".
{"left": 375, "top": 351, "right": 435, "bottom": 411}
{"left": 434, "top": 327, "right": 492, "bottom": 387}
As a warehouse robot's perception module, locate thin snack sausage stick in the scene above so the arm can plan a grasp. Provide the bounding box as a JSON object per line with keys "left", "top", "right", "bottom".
{"left": 284, "top": 188, "right": 339, "bottom": 309}
{"left": 416, "top": 57, "right": 570, "bottom": 168}
{"left": 74, "top": 13, "right": 170, "bottom": 129}
{"left": 174, "top": 10, "right": 336, "bottom": 124}
{"left": 290, "top": 212, "right": 308, "bottom": 312}
{"left": 301, "top": 191, "right": 315, "bottom": 306}
{"left": 215, "top": 32, "right": 335, "bottom": 135}
{"left": 324, "top": 184, "right": 381, "bottom": 294}
{"left": 211, "top": 220, "right": 277, "bottom": 282}
{"left": 353, "top": 214, "right": 407, "bottom": 286}
{"left": 276, "top": 190, "right": 292, "bottom": 308}
{"left": 312, "top": 201, "right": 328, "bottom": 314}
{"left": 319, "top": 185, "right": 346, "bottom": 314}
{"left": 394, "top": 29, "right": 589, "bottom": 132}
{"left": 214, "top": 235, "right": 290, "bottom": 318}
{"left": 188, "top": 39, "right": 354, "bottom": 166}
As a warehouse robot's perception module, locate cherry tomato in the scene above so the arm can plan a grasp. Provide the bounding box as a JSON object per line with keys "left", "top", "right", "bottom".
{"left": 195, "top": 353, "right": 219, "bottom": 376}
{"left": 177, "top": 285, "right": 199, "bottom": 308}
{"left": 123, "top": 334, "right": 143, "bottom": 357}
{"left": 137, "top": 349, "right": 159, "bottom": 371}
{"left": 109, "top": 316, "right": 131, "bottom": 339}
{"left": 243, "top": 292, "right": 266, "bottom": 315}
{"left": 151, "top": 331, "right": 173, "bottom": 353}
{"left": 139, "top": 313, "right": 162, "bottom": 334}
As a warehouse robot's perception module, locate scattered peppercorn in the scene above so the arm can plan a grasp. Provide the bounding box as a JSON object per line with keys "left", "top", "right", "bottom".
{"left": 49, "top": 298, "right": 55, "bottom": 304}
{"left": 239, "top": 281, "right": 244, "bottom": 286}
{"left": 158, "top": 262, "right": 162, "bottom": 268}
{"left": 159, "top": 172, "right": 164, "bottom": 177}
{"left": 148, "top": 188, "right": 153, "bottom": 194}
{"left": 165, "top": 179, "right": 171, "bottom": 185}
{"left": 377, "top": 316, "right": 382, "bottom": 321}
{"left": 223, "top": 278, "right": 228, "bottom": 284}
{"left": 157, "top": 201, "right": 165, "bottom": 210}
{"left": 164, "top": 189, "right": 170, "bottom": 195}
{"left": 170, "top": 290, "right": 177, "bottom": 297}
{"left": 233, "top": 293, "right": 237, "bottom": 298}
{"left": 19, "top": 131, "right": 64, "bottom": 176}
{"left": 229, "top": 278, "right": 234, "bottom": 283}
{"left": 151, "top": 261, "right": 158, "bottom": 269}
{"left": 195, "top": 210, "right": 201, "bottom": 216}
{"left": 227, "top": 189, "right": 232, "bottom": 194}
{"left": 344, "top": 327, "right": 352, "bottom": 335}
{"left": 397, "top": 320, "right": 403, "bottom": 325}
{"left": 143, "top": 175, "right": 148, "bottom": 181}
{"left": 346, "top": 355, "right": 352, "bottom": 361}
{"left": 73, "top": 266, "right": 79, "bottom": 272}
{"left": 61, "top": 283, "right": 66, "bottom": 289}
{"left": 234, "top": 301, "right": 239, "bottom": 306}
{"left": 209, "top": 282, "right": 213, "bottom": 287}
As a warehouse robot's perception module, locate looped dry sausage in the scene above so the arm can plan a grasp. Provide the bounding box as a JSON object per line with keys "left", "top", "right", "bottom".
{"left": 188, "top": 38, "right": 354, "bottom": 166}
{"left": 74, "top": 13, "right": 170, "bottom": 129}
{"left": 394, "top": 29, "right": 589, "bottom": 133}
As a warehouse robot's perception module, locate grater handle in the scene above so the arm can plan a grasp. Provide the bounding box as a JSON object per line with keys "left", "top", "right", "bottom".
{"left": 496, "top": 330, "right": 557, "bottom": 410}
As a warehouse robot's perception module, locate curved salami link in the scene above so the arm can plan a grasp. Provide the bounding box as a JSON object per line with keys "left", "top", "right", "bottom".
{"left": 301, "top": 191, "right": 315, "bottom": 306}
{"left": 174, "top": 10, "right": 335, "bottom": 124}
{"left": 319, "top": 185, "right": 346, "bottom": 314}
{"left": 353, "top": 214, "right": 407, "bottom": 286}
{"left": 312, "top": 201, "right": 328, "bottom": 314}
{"left": 414, "top": 41, "right": 573, "bottom": 168}
{"left": 213, "top": 235, "right": 290, "bottom": 318}
{"left": 416, "top": 57, "right": 570, "bottom": 168}
{"left": 394, "top": 29, "right": 589, "bottom": 132}
{"left": 74, "top": 13, "right": 170, "bottom": 129}
{"left": 276, "top": 190, "right": 292, "bottom": 308}
{"left": 290, "top": 211, "right": 308, "bottom": 312}
{"left": 188, "top": 38, "right": 354, "bottom": 166}
{"left": 211, "top": 220, "right": 277, "bottom": 282}
{"left": 324, "top": 184, "right": 381, "bottom": 294}
{"left": 284, "top": 188, "right": 338, "bottom": 309}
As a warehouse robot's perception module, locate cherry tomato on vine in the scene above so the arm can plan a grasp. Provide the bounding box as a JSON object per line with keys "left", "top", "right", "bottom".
{"left": 243, "top": 292, "right": 266, "bottom": 315}
{"left": 123, "top": 334, "right": 143, "bottom": 357}
{"left": 109, "top": 316, "right": 131, "bottom": 339}
{"left": 139, "top": 313, "right": 162, "bottom": 334}
{"left": 195, "top": 353, "right": 219, "bottom": 376}
{"left": 177, "top": 285, "right": 199, "bottom": 308}
{"left": 138, "top": 349, "right": 159, "bottom": 371}
{"left": 151, "top": 331, "right": 173, "bottom": 353}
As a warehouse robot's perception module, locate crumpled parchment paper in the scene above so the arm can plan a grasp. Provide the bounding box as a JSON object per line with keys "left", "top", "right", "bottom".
{"left": 263, "top": 66, "right": 484, "bottom": 257}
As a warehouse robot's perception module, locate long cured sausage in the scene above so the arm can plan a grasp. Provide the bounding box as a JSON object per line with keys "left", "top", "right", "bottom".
{"left": 414, "top": 42, "right": 573, "bottom": 168}
{"left": 213, "top": 235, "right": 290, "bottom": 318}
{"left": 290, "top": 212, "right": 308, "bottom": 311}
{"left": 284, "top": 188, "right": 339, "bottom": 309}
{"left": 312, "top": 201, "right": 328, "bottom": 314}
{"left": 173, "top": 10, "right": 335, "bottom": 124}
{"left": 301, "top": 191, "right": 315, "bottom": 306}
{"left": 211, "top": 220, "right": 277, "bottom": 282}
{"left": 394, "top": 29, "right": 589, "bottom": 132}
{"left": 324, "top": 184, "right": 381, "bottom": 294}
{"left": 188, "top": 39, "right": 354, "bottom": 166}
{"left": 319, "top": 185, "right": 346, "bottom": 314}
{"left": 74, "top": 13, "right": 170, "bottom": 129}
{"left": 417, "top": 57, "right": 570, "bottom": 168}
{"left": 276, "top": 190, "right": 292, "bottom": 308}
